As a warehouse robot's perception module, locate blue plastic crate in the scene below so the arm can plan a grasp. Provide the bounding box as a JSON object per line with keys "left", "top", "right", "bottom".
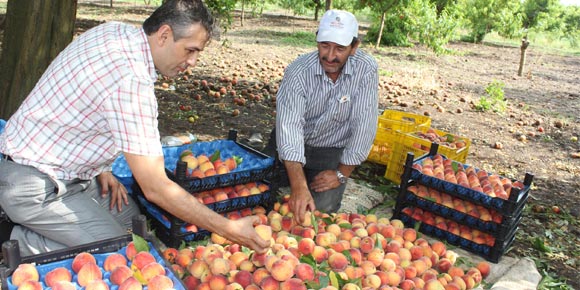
{"left": 2, "top": 237, "right": 185, "bottom": 290}
{"left": 112, "top": 140, "right": 274, "bottom": 193}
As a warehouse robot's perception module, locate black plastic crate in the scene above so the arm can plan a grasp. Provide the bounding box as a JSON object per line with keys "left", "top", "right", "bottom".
{"left": 399, "top": 146, "right": 534, "bottom": 216}
{"left": 133, "top": 182, "right": 276, "bottom": 248}
{"left": 0, "top": 216, "right": 185, "bottom": 290}
{"left": 113, "top": 130, "right": 275, "bottom": 194}
{"left": 400, "top": 189, "right": 524, "bottom": 237}
{"left": 396, "top": 208, "right": 517, "bottom": 263}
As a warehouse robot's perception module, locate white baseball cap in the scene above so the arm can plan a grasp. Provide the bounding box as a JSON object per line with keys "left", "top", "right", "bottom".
{"left": 316, "top": 10, "right": 359, "bottom": 46}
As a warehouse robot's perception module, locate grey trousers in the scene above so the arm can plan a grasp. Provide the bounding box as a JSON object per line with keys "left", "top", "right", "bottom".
{"left": 303, "top": 145, "right": 347, "bottom": 213}
{"left": 0, "top": 158, "right": 140, "bottom": 256}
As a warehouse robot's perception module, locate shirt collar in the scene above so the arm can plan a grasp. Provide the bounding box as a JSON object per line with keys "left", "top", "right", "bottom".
{"left": 138, "top": 27, "right": 158, "bottom": 82}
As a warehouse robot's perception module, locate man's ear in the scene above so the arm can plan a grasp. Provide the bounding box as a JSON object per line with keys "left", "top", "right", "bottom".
{"left": 349, "top": 40, "right": 360, "bottom": 56}
{"left": 156, "top": 24, "right": 173, "bottom": 46}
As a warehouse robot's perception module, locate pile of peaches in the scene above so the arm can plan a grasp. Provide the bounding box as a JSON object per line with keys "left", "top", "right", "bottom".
{"left": 180, "top": 149, "right": 241, "bottom": 178}
{"left": 9, "top": 243, "right": 175, "bottom": 290}
{"left": 160, "top": 197, "right": 491, "bottom": 290}
{"left": 412, "top": 154, "right": 524, "bottom": 200}
{"left": 411, "top": 129, "right": 468, "bottom": 151}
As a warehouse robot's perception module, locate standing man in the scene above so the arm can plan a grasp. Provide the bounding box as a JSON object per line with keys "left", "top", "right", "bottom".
{"left": 0, "top": 0, "right": 269, "bottom": 256}
{"left": 267, "top": 10, "right": 379, "bottom": 224}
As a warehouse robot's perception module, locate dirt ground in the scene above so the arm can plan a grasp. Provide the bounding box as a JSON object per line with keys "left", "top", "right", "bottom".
{"left": 2, "top": 2, "right": 579, "bottom": 288}
{"left": 151, "top": 13, "right": 580, "bottom": 288}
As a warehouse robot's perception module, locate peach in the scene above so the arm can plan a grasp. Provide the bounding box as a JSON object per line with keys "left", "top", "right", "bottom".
{"left": 344, "top": 265, "right": 364, "bottom": 280}
{"left": 380, "top": 257, "right": 397, "bottom": 272}
{"left": 348, "top": 248, "right": 363, "bottom": 265}
{"left": 297, "top": 237, "right": 316, "bottom": 256}
{"left": 132, "top": 251, "right": 157, "bottom": 270}
{"left": 125, "top": 242, "right": 138, "bottom": 261}
{"left": 409, "top": 245, "right": 424, "bottom": 261}
{"left": 384, "top": 270, "right": 402, "bottom": 286}
{"left": 301, "top": 227, "right": 316, "bottom": 239}
{"left": 224, "top": 282, "right": 244, "bottom": 290}
{"left": 72, "top": 252, "right": 97, "bottom": 273}
{"left": 77, "top": 262, "right": 103, "bottom": 287}
{"left": 85, "top": 279, "right": 110, "bottom": 290}
{"left": 270, "top": 259, "right": 294, "bottom": 282}
{"left": 399, "top": 279, "right": 416, "bottom": 290}
{"left": 338, "top": 229, "right": 356, "bottom": 241}
{"left": 238, "top": 260, "right": 255, "bottom": 272}
{"left": 436, "top": 258, "right": 453, "bottom": 273}
{"left": 148, "top": 274, "right": 174, "bottom": 290}
{"left": 183, "top": 276, "right": 201, "bottom": 290}
{"left": 141, "top": 262, "right": 166, "bottom": 283}
{"left": 233, "top": 270, "right": 253, "bottom": 288}
{"left": 16, "top": 280, "right": 42, "bottom": 290}
{"left": 325, "top": 223, "right": 341, "bottom": 237}
{"left": 250, "top": 252, "right": 268, "bottom": 268}
{"left": 362, "top": 274, "right": 382, "bottom": 288}
{"left": 51, "top": 281, "right": 77, "bottom": 290}
{"left": 252, "top": 268, "right": 270, "bottom": 285}
{"left": 350, "top": 236, "right": 361, "bottom": 249}
{"left": 360, "top": 260, "right": 377, "bottom": 276}
{"left": 413, "top": 259, "right": 429, "bottom": 276}
{"left": 367, "top": 248, "right": 385, "bottom": 267}
{"left": 202, "top": 245, "right": 224, "bottom": 264}
{"left": 245, "top": 285, "right": 261, "bottom": 290}
{"left": 311, "top": 245, "right": 328, "bottom": 264}
{"left": 104, "top": 253, "right": 128, "bottom": 272}
{"left": 110, "top": 265, "right": 134, "bottom": 286}
{"left": 422, "top": 269, "right": 440, "bottom": 282}
{"left": 118, "top": 277, "right": 143, "bottom": 290}
{"left": 255, "top": 224, "right": 273, "bottom": 244}
{"left": 207, "top": 274, "right": 228, "bottom": 290}
{"left": 402, "top": 228, "right": 417, "bottom": 242}
{"left": 328, "top": 252, "right": 349, "bottom": 271}
{"left": 188, "top": 260, "right": 210, "bottom": 280}
{"left": 209, "top": 257, "right": 231, "bottom": 276}
{"left": 476, "top": 261, "right": 491, "bottom": 278}
{"left": 359, "top": 236, "right": 375, "bottom": 254}
{"left": 342, "top": 283, "right": 361, "bottom": 290}
{"left": 466, "top": 267, "right": 483, "bottom": 284}
{"left": 229, "top": 251, "right": 249, "bottom": 267}
{"left": 161, "top": 248, "right": 179, "bottom": 264}
{"left": 280, "top": 277, "right": 307, "bottom": 290}
{"left": 294, "top": 263, "right": 315, "bottom": 281}
{"left": 447, "top": 266, "right": 465, "bottom": 278}
{"left": 424, "top": 278, "right": 446, "bottom": 290}
{"left": 315, "top": 232, "right": 337, "bottom": 247}
{"left": 44, "top": 267, "right": 72, "bottom": 288}
{"left": 260, "top": 275, "right": 280, "bottom": 290}
{"left": 171, "top": 264, "right": 185, "bottom": 279}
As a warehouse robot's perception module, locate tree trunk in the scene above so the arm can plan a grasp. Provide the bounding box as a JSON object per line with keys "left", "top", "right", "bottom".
{"left": 325, "top": 0, "right": 332, "bottom": 11}
{"left": 0, "top": 0, "right": 77, "bottom": 120}
{"left": 375, "top": 11, "right": 386, "bottom": 49}
{"left": 240, "top": 0, "right": 245, "bottom": 27}
{"left": 518, "top": 37, "right": 530, "bottom": 77}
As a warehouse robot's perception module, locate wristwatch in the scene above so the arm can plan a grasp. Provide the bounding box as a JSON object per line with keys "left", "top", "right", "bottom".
{"left": 336, "top": 170, "right": 347, "bottom": 184}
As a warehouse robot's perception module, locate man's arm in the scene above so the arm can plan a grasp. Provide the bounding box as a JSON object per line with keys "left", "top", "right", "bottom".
{"left": 124, "top": 152, "right": 270, "bottom": 253}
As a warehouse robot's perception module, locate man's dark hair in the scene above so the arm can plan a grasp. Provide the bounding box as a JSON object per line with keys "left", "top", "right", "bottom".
{"left": 143, "top": 0, "right": 214, "bottom": 41}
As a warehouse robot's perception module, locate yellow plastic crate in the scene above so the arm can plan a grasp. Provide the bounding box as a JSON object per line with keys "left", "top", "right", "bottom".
{"left": 384, "top": 128, "right": 471, "bottom": 184}
{"left": 395, "top": 128, "right": 471, "bottom": 164}
{"left": 366, "top": 127, "right": 400, "bottom": 165}
{"left": 378, "top": 110, "right": 431, "bottom": 133}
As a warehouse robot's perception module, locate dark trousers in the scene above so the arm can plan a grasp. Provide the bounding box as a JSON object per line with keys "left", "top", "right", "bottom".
{"left": 263, "top": 129, "right": 346, "bottom": 213}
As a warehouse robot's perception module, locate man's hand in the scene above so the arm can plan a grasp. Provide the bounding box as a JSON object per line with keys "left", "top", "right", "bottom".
{"left": 309, "top": 170, "right": 341, "bottom": 193}
{"left": 226, "top": 216, "right": 271, "bottom": 254}
{"left": 96, "top": 171, "right": 129, "bottom": 212}
{"left": 289, "top": 189, "right": 316, "bottom": 225}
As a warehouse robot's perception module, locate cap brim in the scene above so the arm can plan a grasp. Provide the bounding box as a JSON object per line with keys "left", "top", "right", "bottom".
{"left": 316, "top": 31, "right": 352, "bottom": 47}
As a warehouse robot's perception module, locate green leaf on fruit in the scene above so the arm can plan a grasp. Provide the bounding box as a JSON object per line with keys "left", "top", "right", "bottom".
{"left": 318, "top": 275, "right": 329, "bottom": 287}
{"left": 233, "top": 155, "right": 243, "bottom": 165}
{"left": 338, "top": 223, "right": 352, "bottom": 229}
{"left": 451, "top": 161, "right": 459, "bottom": 172}
{"left": 322, "top": 217, "right": 334, "bottom": 227}
{"left": 299, "top": 254, "right": 316, "bottom": 268}
{"left": 329, "top": 271, "right": 339, "bottom": 288}
{"left": 132, "top": 234, "right": 149, "bottom": 253}
{"left": 210, "top": 150, "right": 221, "bottom": 162}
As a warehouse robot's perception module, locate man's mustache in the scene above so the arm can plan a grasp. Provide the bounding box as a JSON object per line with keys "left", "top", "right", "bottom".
{"left": 322, "top": 56, "right": 340, "bottom": 63}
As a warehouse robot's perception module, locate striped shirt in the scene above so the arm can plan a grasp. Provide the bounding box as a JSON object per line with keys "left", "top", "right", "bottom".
{"left": 0, "top": 22, "right": 163, "bottom": 180}
{"left": 276, "top": 49, "right": 379, "bottom": 166}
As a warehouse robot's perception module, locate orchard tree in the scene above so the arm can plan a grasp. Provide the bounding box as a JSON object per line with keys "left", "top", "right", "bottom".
{"left": 0, "top": 0, "right": 77, "bottom": 120}
{"left": 521, "top": 0, "right": 561, "bottom": 29}
{"left": 406, "top": 0, "right": 461, "bottom": 54}
{"left": 460, "top": 0, "right": 523, "bottom": 43}
{"left": 358, "top": 0, "right": 407, "bottom": 49}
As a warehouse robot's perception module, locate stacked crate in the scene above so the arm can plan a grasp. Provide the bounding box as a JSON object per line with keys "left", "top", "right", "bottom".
{"left": 1, "top": 215, "right": 187, "bottom": 290}
{"left": 392, "top": 145, "right": 533, "bottom": 262}
{"left": 366, "top": 110, "right": 471, "bottom": 184}
{"left": 113, "top": 130, "right": 276, "bottom": 248}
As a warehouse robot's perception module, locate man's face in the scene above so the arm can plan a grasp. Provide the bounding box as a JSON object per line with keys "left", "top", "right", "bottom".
{"left": 317, "top": 41, "right": 358, "bottom": 77}
{"left": 156, "top": 23, "right": 209, "bottom": 77}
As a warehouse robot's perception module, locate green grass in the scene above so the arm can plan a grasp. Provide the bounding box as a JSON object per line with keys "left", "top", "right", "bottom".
{"left": 279, "top": 31, "right": 317, "bottom": 47}
{"left": 482, "top": 31, "right": 580, "bottom": 56}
